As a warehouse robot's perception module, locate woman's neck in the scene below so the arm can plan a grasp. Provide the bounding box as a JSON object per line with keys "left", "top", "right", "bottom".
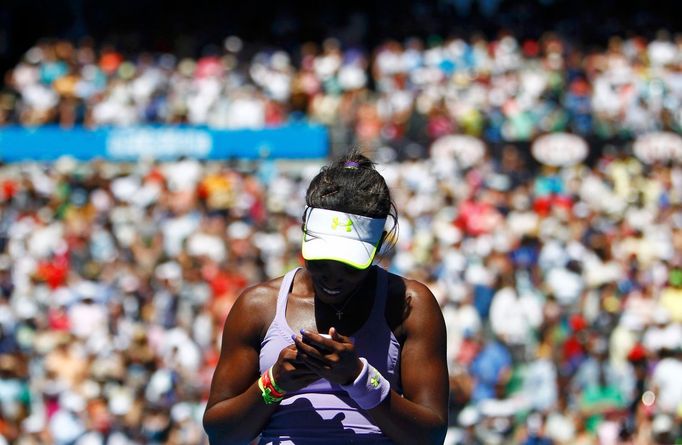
{"left": 313, "top": 267, "right": 377, "bottom": 336}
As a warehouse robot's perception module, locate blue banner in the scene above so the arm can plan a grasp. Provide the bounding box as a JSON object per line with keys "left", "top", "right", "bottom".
{"left": 0, "top": 124, "right": 329, "bottom": 161}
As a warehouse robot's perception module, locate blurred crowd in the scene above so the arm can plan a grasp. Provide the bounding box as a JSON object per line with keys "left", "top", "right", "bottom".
{"left": 1, "top": 26, "right": 682, "bottom": 445}
{"left": 2, "top": 31, "right": 682, "bottom": 154}
{"left": 0, "top": 142, "right": 681, "bottom": 444}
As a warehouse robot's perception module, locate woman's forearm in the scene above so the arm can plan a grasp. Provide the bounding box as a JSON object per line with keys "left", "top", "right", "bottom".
{"left": 203, "top": 381, "right": 278, "bottom": 445}
{"left": 367, "top": 390, "right": 448, "bottom": 445}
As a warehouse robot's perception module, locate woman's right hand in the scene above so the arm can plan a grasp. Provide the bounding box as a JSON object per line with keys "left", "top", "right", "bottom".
{"left": 271, "top": 344, "right": 321, "bottom": 392}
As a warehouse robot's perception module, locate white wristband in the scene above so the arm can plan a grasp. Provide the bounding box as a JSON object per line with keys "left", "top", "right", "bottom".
{"left": 340, "top": 357, "right": 390, "bottom": 410}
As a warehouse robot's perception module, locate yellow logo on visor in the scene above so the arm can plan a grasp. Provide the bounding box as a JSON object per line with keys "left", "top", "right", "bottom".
{"left": 331, "top": 216, "right": 353, "bottom": 232}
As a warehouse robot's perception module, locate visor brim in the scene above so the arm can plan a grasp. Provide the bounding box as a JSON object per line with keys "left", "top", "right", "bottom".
{"left": 302, "top": 235, "right": 379, "bottom": 269}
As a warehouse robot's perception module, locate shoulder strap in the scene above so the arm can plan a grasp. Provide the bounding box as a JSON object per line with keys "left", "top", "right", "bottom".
{"left": 275, "top": 267, "right": 300, "bottom": 319}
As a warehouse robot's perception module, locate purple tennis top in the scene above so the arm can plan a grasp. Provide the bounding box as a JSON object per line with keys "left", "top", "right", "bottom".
{"left": 258, "top": 266, "right": 401, "bottom": 445}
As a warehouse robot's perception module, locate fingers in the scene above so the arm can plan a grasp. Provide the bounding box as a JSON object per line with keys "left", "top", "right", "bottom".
{"left": 277, "top": 344, "right": 316, "bottom": 373}
{"left": 328, "top": 327, "right": 351, "bottom": 344}
{"left": 300, "top": 355, "right": 332, "bottom": 373}
{"left": 292, "top": 335, "right": 331, "bottom": 367}
{"left": 280, "top": 345, "right": 306, "bottom": 366}
{"left": 299, "top": 329, "right": 336, "bottom": 352}
{"left": 273, "top": 358, "right": 319, "bottom": 392}
{"left": 280, "top": 331, "right": 362, "bottom": 387}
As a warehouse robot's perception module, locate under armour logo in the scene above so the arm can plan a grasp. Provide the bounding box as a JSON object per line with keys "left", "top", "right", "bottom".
{"left": 370, "top": 372, "right": 380, "bottom": 389}
{"left": 331, "top": 216, "right": 353, "bottom": 232}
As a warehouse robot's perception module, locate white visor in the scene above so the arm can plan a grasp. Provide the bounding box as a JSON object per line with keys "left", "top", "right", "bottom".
{"left": 302, "top": 206, "right": 386, "bottom": 269}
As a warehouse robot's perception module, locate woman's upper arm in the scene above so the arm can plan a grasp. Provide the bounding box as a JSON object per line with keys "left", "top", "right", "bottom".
{"left": 206, "top": 284, "right": 275, "bottom": 410}
{"left": 398, "top": 280, "right": 449, "bottom": 421}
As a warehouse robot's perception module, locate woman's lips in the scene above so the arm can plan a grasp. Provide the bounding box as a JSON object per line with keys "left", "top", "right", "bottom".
{"left": 320, "top": 285, "right": 341, "bottom": 295}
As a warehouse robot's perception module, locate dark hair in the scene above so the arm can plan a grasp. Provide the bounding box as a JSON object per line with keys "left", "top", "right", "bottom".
{"left": 305, "top": 149, "right": 398, "bottom": 250}
{"left": 306, "top": 150, "right": 391, "bottom": 216}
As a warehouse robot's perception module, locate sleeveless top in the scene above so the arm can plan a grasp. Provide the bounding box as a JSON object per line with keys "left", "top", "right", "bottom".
{"left": 258, "top": 266, "right": 402, "bottom": 445}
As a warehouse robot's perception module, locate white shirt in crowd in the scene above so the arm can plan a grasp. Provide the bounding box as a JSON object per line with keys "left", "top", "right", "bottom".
{"left": 490, "top": 286, "right": 543, "bottom": 345}
{"left": 651, "top": 357, "right": 682, "bottom": 414}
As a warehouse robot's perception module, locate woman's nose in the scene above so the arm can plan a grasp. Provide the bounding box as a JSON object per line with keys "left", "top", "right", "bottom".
{"left": 319, "top": 263, "right": 341, "bottom": 283}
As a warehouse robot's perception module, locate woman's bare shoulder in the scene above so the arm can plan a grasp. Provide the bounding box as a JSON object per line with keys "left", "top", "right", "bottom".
{"left": 223, "top": 274, "right": 288, "bottom": 341}
{"left": 238, "top": 276, "right": 283, "bottom": 307}
{"left": 385, "top": 271, "right": 443, "bottom": 337}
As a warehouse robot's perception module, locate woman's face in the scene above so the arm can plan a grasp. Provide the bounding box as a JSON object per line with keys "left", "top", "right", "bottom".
{"left": 305, "top": 260, "right": 373, "bottom": 304}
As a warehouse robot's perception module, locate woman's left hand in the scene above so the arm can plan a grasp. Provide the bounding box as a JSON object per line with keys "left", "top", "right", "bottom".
{"left": 293, "top": 327, "right": 364, "bottom": 386}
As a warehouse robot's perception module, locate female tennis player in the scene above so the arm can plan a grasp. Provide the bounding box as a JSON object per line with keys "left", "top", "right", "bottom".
{"left": 203, "top": 151, "right": 448, "bottom": 444}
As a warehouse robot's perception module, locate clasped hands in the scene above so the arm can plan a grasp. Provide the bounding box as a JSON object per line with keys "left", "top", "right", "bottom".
{"left": 272, "top": 327, "right": 364, "bottom": 392}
